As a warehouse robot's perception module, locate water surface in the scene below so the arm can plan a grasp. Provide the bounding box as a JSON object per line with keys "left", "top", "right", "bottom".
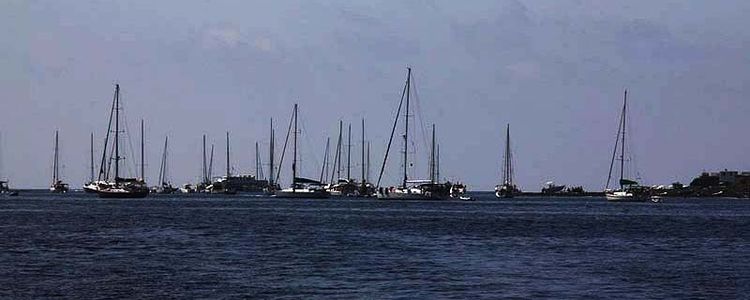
{"left": 1, "top": 192, "right": 748, "bottom": 298}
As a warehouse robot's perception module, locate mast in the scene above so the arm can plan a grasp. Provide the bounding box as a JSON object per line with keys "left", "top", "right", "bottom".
{"left": 620, "top": 89, "right": 627, "bottom": 190}
{"left": 347, "top": 123, "right": 352, "bottom": 181}
{"left": 376, "top": 67, "right": 409, "bottom": 188}
{"left": 226, "top": 132, "right": 230, "bottom": 178}
{"left": 436, "top": 144, "right": 440, "bottom": 183}
{"left": 403, "top": 67, "right": 411, "bottom": 188}
{"left": 89, "top": 133, "right": 94, "bottom": 182}
{"left": 158, "top": 136, "right": 168, "bottom": 185}
{"left": 141, "top": 119, "right": 145, "bottom": 181}
{"left": 53, "top": 130, "right": 59, "bottom": 184}
{"left": 502, "top": 124, "right": 512, "bottom": 186}
{"left": 430, "top": 124, "right": 435, "bottom": 183}
{"left": 337, "top": 121, "right": 342, "bottom": 181}
{"left": 208, "top": 144, "right": 214, "bottom": 181}
{"left": 114, "top": 84, "right": 120, "bottom": 180}
{"left": 255, "top": 141, "right": 260, "bottom": 179}
{"left": 99, "top": 84, "right": 117, "bottom": 181}
{"left": 269, "top": 118, "right": 275, "bottom": 186}
{"left": 202, "top": 135, "right": 207, "bottom": 183}
{"left": 361, "top": 118, "right": 365, "bottom": 184}
{"left": 292, "top": 104, "right": 298, "bottom": 191}
{"left": 319, "top": 137, "right": 330, "bottom": 183}
{"left": 366, "top": 142, "right": 371, "bottom": 183}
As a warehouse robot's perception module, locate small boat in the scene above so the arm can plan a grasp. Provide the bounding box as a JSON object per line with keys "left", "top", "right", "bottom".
{"left": 604, "top": 90, "right": 650, "bottom": 202}
{"left": 49, "top": 130, "right": 69, "bottom": 193}
{"left": 495, "top": 124, "right": 519, "bottom": 198}
{"left": 179, "top": 184, "right": 196, "bottom": 194}
{"left": 450, "top": 182, "right": 471, "bottom": 200}
{"left": 1, "top": 180, "right": 18, "bottom": 196}
{"left": 274, "top": 104, "right": 330, "bottom": 199}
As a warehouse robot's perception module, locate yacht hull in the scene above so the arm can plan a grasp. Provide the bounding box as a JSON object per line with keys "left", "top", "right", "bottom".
{"left": 274, "top": 189, "right": 329, "bottom": 199}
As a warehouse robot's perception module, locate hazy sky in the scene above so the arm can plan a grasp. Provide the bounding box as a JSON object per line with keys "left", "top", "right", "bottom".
{"left": 1, "top": 0, "right": 748, "bottom": 190}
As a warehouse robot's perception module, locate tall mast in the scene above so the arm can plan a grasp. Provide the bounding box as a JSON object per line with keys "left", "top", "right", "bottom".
{"left": 226, "top": 132, "right": 230, "bottom": 177}
{"left": 99, "top": 85, "right": 118, "bottom": 181}
{"left": 403, "top": 67, "right": 411, "bottom": 188}
{"left": 436, "top": 144, "right": 440, "bottom": 183}
{"left": 89, "top": 133, "right": 94, "bottom": 182}
{"left": 503, "top": 124, "right": 511, "bottom": 185}
{"left": 361, "top": 118, "right": 365, "bottom": 184}
{"left": 141, "top": 119, "right": 145, "bottom": 181}
{"left": 269, "top": 118, "right": 275, "bottom": 186}
{"left": 255, "top": 141, "right": 260, "bottom": 179}
{"left": 114, "top": 84, "right": 120, "bottom": 180}
{"left": 347, "top": 123, "right": 352, "bottom": 181}
{"left": 337, "top": 121, "right": 342, "bottom": 181}
{"left": 158, "top": 136, "right": 168, "bottom": 185}
{"left": 430, "top": 124, "right": 436, "bottom": 183}
{"left": 375, "top": 67, "right": 409, "bottom": 188}
{"left": 208, "top": 144, "right": 214, "bottom": 180}
{"left": 202, "top": 135, "right": 207, "bottom": 183}
{"left": 53, "top": 130, "right": 59, "bottom": 184}
{"left": 292, "top": 104, "right": 298, "bottom": 190}
{"left": 366, "top": 142, "right": 371, "bottom": 183}
{"left": 620, "top": 89, "right": 627, "bottom": 189}
{"left": 319, "top": 137, "right": 330, "bottom": 183}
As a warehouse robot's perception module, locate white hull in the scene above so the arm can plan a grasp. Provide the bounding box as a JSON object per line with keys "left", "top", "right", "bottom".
{"left": 376, "top": 187, "right": 448, "bottom": 200}
{"left": 605, "top": 191, "right": 648, "bottom": 202}
{"left": 274, "top": 188, "right": 329, "bottom": 199}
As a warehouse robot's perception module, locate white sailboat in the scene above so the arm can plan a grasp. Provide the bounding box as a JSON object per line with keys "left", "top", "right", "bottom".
{"left": 604, "top": 89, "right": 650, "bottom": 202}
{"left": 94, "top": 84, "right": 149, "bottom": 198}
{"left": 375, "top": 68, "right": 453, "bottom": 200}
{"left": 274, "top": 104, "right": 330, "bottom": 199}
{"left": 49, "top": 130, "right": 69, "bottom": 193}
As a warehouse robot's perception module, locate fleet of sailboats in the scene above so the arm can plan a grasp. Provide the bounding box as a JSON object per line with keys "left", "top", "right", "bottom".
{"left": 2, "top": 75, "right": 668, "bottom": 203}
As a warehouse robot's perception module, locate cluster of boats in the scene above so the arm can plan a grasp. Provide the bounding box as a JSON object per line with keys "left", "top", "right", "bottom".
{"left": 3, "top": 68, "right": 656, "bottom": 202}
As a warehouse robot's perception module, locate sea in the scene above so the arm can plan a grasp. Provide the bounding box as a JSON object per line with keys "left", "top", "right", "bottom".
{"left": 1, "top": 191, "right": 748, "bottom": 298}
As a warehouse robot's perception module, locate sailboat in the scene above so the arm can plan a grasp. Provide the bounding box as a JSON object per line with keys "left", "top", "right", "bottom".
{"left": 376, "top": 68, "right": 453, "bottom": 200}
{"left": 49, "top": 130, "right": 69, "bottom": 193}
{"left": 83, "top": 133, "right": 99, "bottom": 193}
{"left": 605, "top": 90, "right": 650, "bottom": 202}
{"left": 274, "top": 104, "right": 330, "bottom": 198}
{"left": 153, "top": 136, "right": 177, "bottom": 194}
{"left": 265, "top": 118, "right": 280, "bottom": 194}
{"left": 326, "top": 121, "right": 358, "bottom": 196}
{"left": 495, "top": 124, "right": 519, "bottom": 198}
{"left": 358, "top": 119, "right": 376, "bottom": 197}
{"left": 0, "top": 132, "right": 18, "bottom": 196}
{"left": 95, "top": 84, "right": 149, "bottom": 198}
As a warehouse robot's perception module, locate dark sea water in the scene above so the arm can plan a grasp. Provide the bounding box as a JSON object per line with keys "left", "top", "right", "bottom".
{"left": 1, "top": 192, "right": 748, "bottom": 299}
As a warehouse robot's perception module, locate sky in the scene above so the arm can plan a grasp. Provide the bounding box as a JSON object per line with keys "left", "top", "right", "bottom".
{"left": 1, "top": 0, "right": 748, "bottom": 191}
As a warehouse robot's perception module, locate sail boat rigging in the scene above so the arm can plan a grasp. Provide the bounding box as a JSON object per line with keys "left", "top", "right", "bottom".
{"left": 605, "top": 89, "right": 650, "bottom": 202}
{"left": 274, "top": 104, "right": 329, "bottom": 198}
{"left": 49, "top": 130, "right": 69, "bottom": 193}
{"left": 95, "top": 84, "right": 149, "bottom": 198}
{"left": 495, "top": 124, "right": 518, "bottom": 198}
{"left": 376, "top": 68, "right": 455, "bottom": 200}
{"left": 153, "top": 136, "right": 177, "bottom": 194}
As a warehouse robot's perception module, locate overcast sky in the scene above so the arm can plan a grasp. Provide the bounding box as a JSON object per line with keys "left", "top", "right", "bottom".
{"left": 1, "top": 0, "right": 748, "bottom": 190}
